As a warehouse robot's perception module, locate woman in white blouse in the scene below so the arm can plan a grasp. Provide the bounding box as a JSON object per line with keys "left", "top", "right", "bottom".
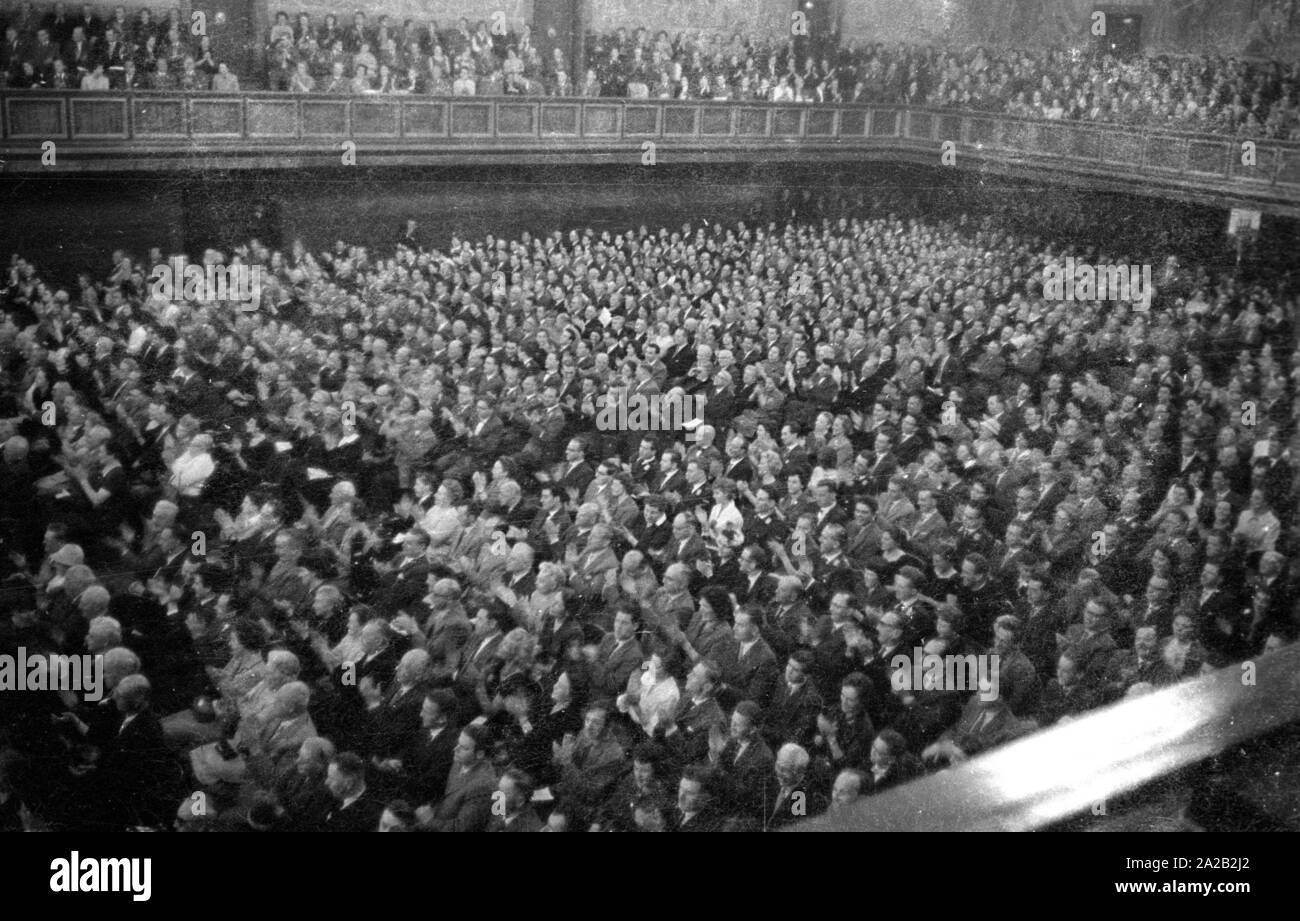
{"left": 701, "top": 479, "right": 745, "bottom": 549}
{"left": 620, "top": 649, "right": 681, "bottom": 736}
{"left": 169, "top": 433, "right": 215, "bottom": 498}
{"left": 419, "top": 478, "right": 466, "bottom": 548}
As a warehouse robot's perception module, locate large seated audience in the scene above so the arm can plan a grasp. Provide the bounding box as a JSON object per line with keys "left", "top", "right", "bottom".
{"left": 3, "top": 3, "right": 1300, "bottom": 139}
{"left": 0, "top": 188, "right": 1298, "bottom": 832}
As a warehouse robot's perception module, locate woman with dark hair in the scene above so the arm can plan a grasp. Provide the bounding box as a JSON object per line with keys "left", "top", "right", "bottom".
{"left": 524, "top": 668, "right": 585, "bottom": 788}
{"left": 211, "top": 618, "right": 269, "bottom": 701}
{"left": 928, "top": 544, "right": 962, "bottom": 605}
{"left": 868, "top": 527, "right": 925, "bottom": 586}
{"left": 620, "top": 644, "right": 683, "bottom": 737}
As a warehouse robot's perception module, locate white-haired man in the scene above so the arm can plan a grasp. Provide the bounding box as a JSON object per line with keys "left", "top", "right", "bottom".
{"left": 766, "top": 742, "right": 826, "bottom": 830}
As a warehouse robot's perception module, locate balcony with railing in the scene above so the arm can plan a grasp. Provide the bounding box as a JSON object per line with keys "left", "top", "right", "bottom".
{"left": 3, "top": 92, "right": 1299, "bottom": 212}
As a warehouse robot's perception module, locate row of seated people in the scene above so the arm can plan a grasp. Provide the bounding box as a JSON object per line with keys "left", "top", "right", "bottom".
{"left": 4, "top": 3, "right": 1298, "bottom": 138}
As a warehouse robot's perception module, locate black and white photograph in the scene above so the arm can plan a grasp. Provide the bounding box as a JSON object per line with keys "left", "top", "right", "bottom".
{"left": 0, "top": 0, "right": 1298, "bottom": 882}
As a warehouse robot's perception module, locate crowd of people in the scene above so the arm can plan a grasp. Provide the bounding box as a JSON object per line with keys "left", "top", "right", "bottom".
{"left": 0, "top": 183, "right": 1298, "bottom": 831}
{"left": 3, "top": 4, "right": 1300, "bottom": 139}
{"left": 0, "top": 3, "right": 240, "bottom": 90}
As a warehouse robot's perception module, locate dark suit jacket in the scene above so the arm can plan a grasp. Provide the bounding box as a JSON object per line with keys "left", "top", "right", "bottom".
{"left": 763, "top": 679, "right": 823, "bottom": 749}
{"left": 631, "top": 516, "right": 674, "bottom": 560}
{"left": 674, "top": 807, "right": 725, "bottom": 832}
{"left": 556, "top": 460, "right": 595, "bottom": 498}
{"left": 942, "top": 698, "right": 1034, "bottom": 757}
{"left": 527, "top": 507, "right": 572, "bottom": 560}
{"left": 1037, "top": 678, "right": 1104, "bottom": 726}
{"left": 97, "top": 708, "right": 178, "bottom": 828}
{"left": 1032, "top": 481, "right": 1069, "bottom": 518}
{"left": 673, "top": 696, "right": 726, "bottom": 764}
{"left": 324, "top": 788, "right": 386, "bottom": 832}
{"left": 663, "top": 533, "right": 708, "bottom": 566}
{"left": 591, "top": 635, "right": 644, "bottom": 700}
{"left": 464, "top": 414, "right": 506, "bottom": 459}
{"left": 718, "top": 736, "right": 775, "bottom": 821}
{"left": 649, "top": 469, "right": 688, "bottom": 497}
{"left": 460, "top": 631, "right": 505, "bottom": 676}
{"left": 377, "top": 556, "right": 430, "bottom": 615}
{"left": 487, "top": 808, "right": 543, "bottom": 832}
{"left": 722, "top": 457, "right": 754, "bottom": 483}
{"left": 363, "top": 680, "right": 430, "bottom": 758}
{"left": 723, "top": 638, "right": 780, "bottom": 709}
{"left": 766, "top": 781, "right": 829, "bottom": 831}
{"left": 427, "top": 760, "right": 498, "bottom": 832}
{"left": 400, "top": 725, "right": 458, "bottom": 806}
{"left": 735, "top": 572, "right": 777, "bottom": 607}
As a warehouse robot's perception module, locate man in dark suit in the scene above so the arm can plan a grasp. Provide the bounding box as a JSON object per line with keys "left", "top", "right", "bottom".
{"left": 324, "top": 752, "right": 386, "bottom": 832}
{"left": 419, "top": 724, "right": 498, "bottom": 832}
{"left": 742, "top": 486, "right": 790, "bottom": 550}
{"left": 97, "top": 26, "right": 128, "bottom": 83}
{"left": 1104, "top": 626, "right": 1177, "bottom": 701}
{"left": 894, "top": 415, "right": 930, "bottom": 466}
{"left": 387, "top": 689, "right": 458, "bottom": 806}
{"left": 762, "top": 650, "right": 822, "bottom": 750}
{"left": 626, "top": 496, "right": 673, "bottom": 566}
{"left": 673, "top": 659, "right": 727, "bottom": 765}
{"left": 810, "top": 481, "right": 848, "bottom": 539}
{"left": 628, "top": 437, "right": 660, "bottom": 487}
{"left": 591, "top": 605, "right": 645, "bottom": 700}
{"left": 673, "top": 765, "right": 725, "bottom": 832}
{"left": 766, "top": 742, "right": 829, "bottom": 831}
{"left": 1032, "top": 462, "right": 1069, "bottom": 519}
{"left": 459, "top": 605, "right": 509, "bottom": 681}
{"left": 722, "top": 607, "right": 780, "bottom": 710}
{"left": 735, "top": 546, "right": 777, "bottom": 608}
{"left": 859, "top": 430, "right": 896, "bottom": 492}
{"left": 61, "top": 24, "right": 91, "bottom": 75}
{"left": 337, "top": 620, "right": 403, "bottom": 729}
{"left": 662, "top": 330, "right": 695, "bottom": 383}
{"left": 1125, "top": 575, "right": 1177, "bottom": 646}
{"left": 43, "top": 3, "right": 74, "bottom": 44}
{"left": 0, "top": 27, "right": 28, "bottom": 78}
{"left": 362, "top": 648, "right": 431, "bottom": 759}
{"left": 924, "top": 692, "right": 1035, "bottom": 764}
{"left": 708, "top": 700, "right": 774, "bottom": 823}
{"left": 374, "top": 530, "right": 432, "bottom": 615}
{"left": 1036, "top": 653, "right": 1104, "bottom": 726}
{"left": 927, "top": 339, "right": 961, "bottom": 396}
{"left": 662, "top": 513, "right": 707, "bottom": 567}
{"left": 96, "top": 674, "right": 179, "bottom": 829}
{"left": 701, "top": 374, "right": 736, "bottom": 432}
{"left": 76, "top": 3, "right": 104, "bottom": 40}
{"left": 720, "top": 438, "right": 754, "bottom": 485}
{"left": 1246, "top": 551, "right": 1293, "bottom": 652}
{"left": 438, "top": 398, "right": 507, "bottom": 480}
{"left": 677, "top": 461, "right": 713, "bottom": 514}
{"left": 649, "top": 449, "right": 688, "bottom": 499}
{"left": 512, "top": 386, "right": 568, "bottom": 470}
{"left": 554, "top": 438, "right": 595, "bottom": 500}
{"left": 1195, "top": 562, "right": 1250, "bottom": 662}
{"left": 779, "top": 423, "right": 810, "bottom": 478}
{"left": 486, "top": 768, "right": 543, "bottom": 832}
{"left": 527, "top": 485, "right": 573, "bottom": 562}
